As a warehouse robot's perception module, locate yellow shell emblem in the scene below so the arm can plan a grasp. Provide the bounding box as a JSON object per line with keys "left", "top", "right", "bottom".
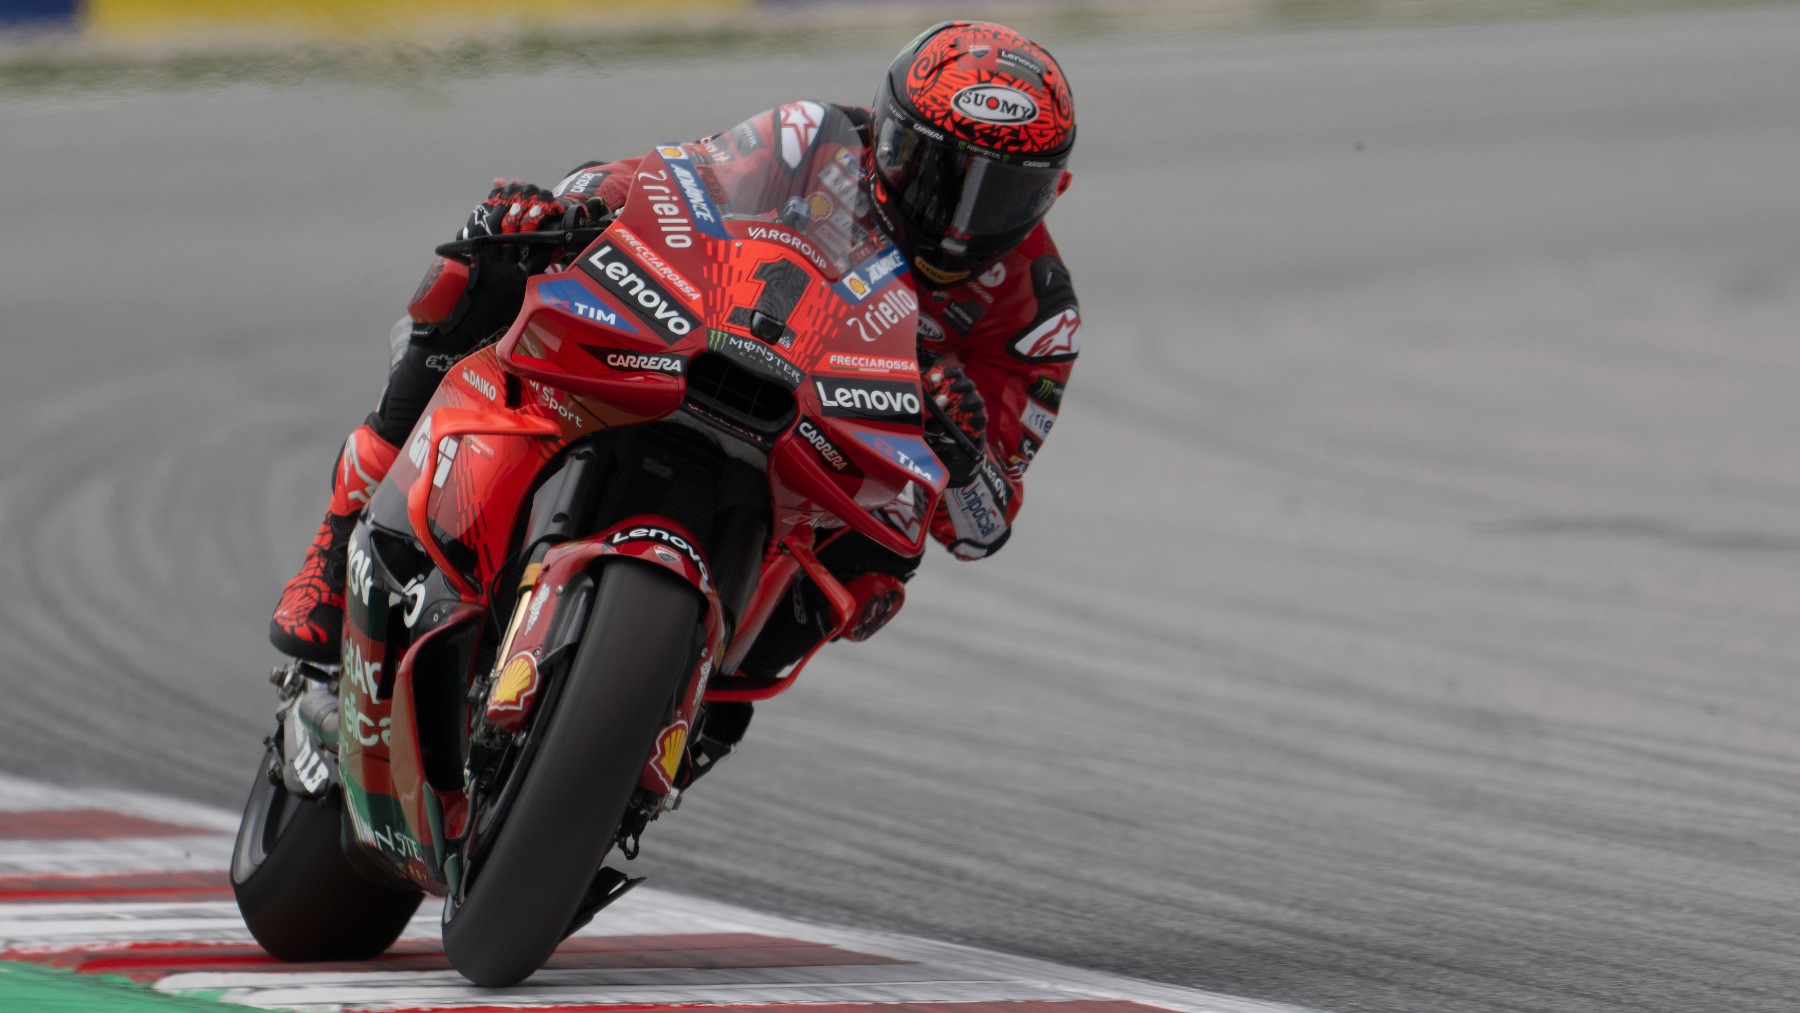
{"left": 490, "top": 654, "right": 538, "bottom": 712}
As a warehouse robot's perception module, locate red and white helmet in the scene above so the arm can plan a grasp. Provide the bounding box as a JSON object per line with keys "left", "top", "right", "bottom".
{"left": 870, "top": 22, "right": 1076, "bottom": 287}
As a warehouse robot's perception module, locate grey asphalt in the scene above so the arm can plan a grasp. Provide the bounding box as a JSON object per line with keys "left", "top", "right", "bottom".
{"left": 3, "top": 6, "right": 1800, "bottom": 1011}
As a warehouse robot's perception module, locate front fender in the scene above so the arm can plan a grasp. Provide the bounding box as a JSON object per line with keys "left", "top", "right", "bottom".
{"left": 479, "top": 515, "right": 726, "bottom": 736}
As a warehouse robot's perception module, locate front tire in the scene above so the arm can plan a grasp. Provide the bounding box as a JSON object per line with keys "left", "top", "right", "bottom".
{"left": 442, "top": 561, "right": 701, "bottom": 987}
{"left": 231, "top": 751, "right": 423, "bottom": 961}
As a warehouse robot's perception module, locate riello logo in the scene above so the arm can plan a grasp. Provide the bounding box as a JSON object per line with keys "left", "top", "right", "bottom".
{"left": 951, "top": 84, "right": 1039, "bottom": 125}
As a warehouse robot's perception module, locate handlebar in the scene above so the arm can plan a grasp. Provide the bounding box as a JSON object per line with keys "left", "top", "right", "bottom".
{"left": 433, "top": 224, "right": 611, "bottom": 261}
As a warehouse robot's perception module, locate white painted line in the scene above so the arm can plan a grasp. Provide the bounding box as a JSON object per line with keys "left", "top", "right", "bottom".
{"left": 0, "top": 774, "right": 1326, "bottom": 1013}
{"left": 0, "top": 835, "right": 233, "bottom": 876}
{"left": 0, "top": 772, "right": 241, "bottom": 834}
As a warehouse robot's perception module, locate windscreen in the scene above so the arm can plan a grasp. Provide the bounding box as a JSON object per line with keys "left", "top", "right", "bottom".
{"left": 685, "top": 104, "right": 890, "bottom": 279}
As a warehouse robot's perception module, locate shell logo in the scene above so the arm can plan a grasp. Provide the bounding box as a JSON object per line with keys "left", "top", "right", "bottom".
{"left": 658, "top": 145, "right": 687, "bottom": 159}
{"left": 654, "top": 723, "right": 688, "bottom": 784}
{"left": 846, "top": 275, "right": 870, "bottom": 298}
{"left": 488, "top": 654, "right": 539, "bottom": 713}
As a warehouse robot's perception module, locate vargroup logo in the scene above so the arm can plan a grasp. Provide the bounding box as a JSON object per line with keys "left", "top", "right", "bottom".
{"left": 951, "top": 85, "right": 1039, "bottom": 125}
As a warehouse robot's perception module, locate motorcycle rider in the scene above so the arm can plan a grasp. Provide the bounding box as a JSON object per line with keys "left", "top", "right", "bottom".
{"left": 270, "top": 21, "right": 1082, "bottom": 779}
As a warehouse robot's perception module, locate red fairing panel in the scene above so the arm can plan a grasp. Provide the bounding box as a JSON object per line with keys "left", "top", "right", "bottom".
{"left": 561, "top": 108, "right": 1080, "bottom": 562}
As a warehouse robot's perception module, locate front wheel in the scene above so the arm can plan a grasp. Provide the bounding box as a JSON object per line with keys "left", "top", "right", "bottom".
{"left": 231, "top": 749, "right": 423, "bottom": 961}
{"left": 442, "top": 561, "right": 701, "bottom": 987}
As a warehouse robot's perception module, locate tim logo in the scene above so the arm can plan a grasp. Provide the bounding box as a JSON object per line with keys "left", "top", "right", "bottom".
{"left": 952, "top": 85, "right": 1039, "bottom": 125}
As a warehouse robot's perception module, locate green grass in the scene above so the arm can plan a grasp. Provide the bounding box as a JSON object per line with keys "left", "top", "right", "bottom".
{"left": 0, "top": 960, "right": 241, "bottom": 1012}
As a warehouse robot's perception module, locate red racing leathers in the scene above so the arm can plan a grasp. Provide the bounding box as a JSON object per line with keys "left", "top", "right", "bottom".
{"left": 552, "top": 101, "right": 1082, "bottom": 561}
{"left": 271, "top": 101, "right": 1079, "bottom": 666}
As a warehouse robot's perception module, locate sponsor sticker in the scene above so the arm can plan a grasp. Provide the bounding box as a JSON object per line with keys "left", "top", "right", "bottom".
{"left": 779, "top": 101, "right": 826, "bottom": 168}
{"left": 608, "top": 525, "right": 711, "bottom": 592}
{"left": 853, "top": 430, "right": 944, "bottom": 486}
{"left": 813, "top": 377, "right": 923, "bottom": 423}
{"left": 661, "top": 149, "right": 730, "bottom": 239}
{"left": 1010, "top": 306, "right": 1081, "bottom": 361}
{"left": 1020, "top": 400, "right": 1057, "bottom": 442}
{"left": 917, "top": 314, "right": 947, "bottom": 344}
{"left": 488, "top": 653, "right": 540, "bottom": 713}
{"left": 833, "top": 245, "right": 908, "bottom": 304}
{"left": 580, "top": 243, "right": 699, "bottom": 344}
{"left": 845, "top": 285, "right": 920, "bottom": 343}
{"left": 539, "top": 278, "right": 639, "bottom": 333}
{"left": 653, "top": 722, "right": 689, "bottom": 786}
{"left": 826, "top": 352, "right": 915, "bottom": 375}
{"left": 952, "top": 84, "right": 1040, "bottom": 125}
{"left": 610, "top": 226, "right": 702, "bottom": 303}
{"left": 707, "top": 329, "right": 805, "bottom": 388}
{"left": 796, "top": 418, "right": 851, "bottom": 472}
{"left": 582, "top": 345, "right": 687, "bottom": 376}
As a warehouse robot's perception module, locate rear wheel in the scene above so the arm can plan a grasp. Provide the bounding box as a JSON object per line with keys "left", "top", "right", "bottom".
{"left": 231, "top": 749, "right": 423, "bottom": 961}
{"left": 442, "top": 561, "right": 701, "bottom": 987}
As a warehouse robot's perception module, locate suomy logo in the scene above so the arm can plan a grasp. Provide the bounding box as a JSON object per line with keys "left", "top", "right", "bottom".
{"left": 951, "top": 85, "right": 1039, "bottom": 125}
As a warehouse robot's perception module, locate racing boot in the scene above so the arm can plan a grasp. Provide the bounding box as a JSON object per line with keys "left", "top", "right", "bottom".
{"left": 269, "top": 425, "right": 400, "bottom": 664}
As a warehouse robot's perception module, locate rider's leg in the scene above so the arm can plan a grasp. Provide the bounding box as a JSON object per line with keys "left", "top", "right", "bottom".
{"left": 268, "top": 245, "right": 531, "bottom": 662}
{"left": 266, "top": 335, "right": 467, "bottom": 661}
{"left": 682, "top": 534, "right": 922, "bottom": 787}
{"left": 268, "top": 423, "right": 401, "bottom": 662}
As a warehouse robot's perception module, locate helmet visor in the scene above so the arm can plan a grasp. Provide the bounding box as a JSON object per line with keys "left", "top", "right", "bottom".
{"left": 874, "top": 114, "right": 1064, "bottom": 258}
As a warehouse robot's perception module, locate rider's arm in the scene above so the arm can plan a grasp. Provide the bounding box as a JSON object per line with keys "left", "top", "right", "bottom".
{"left": 927, "top": 228, "right": 1081, "bottom": 561}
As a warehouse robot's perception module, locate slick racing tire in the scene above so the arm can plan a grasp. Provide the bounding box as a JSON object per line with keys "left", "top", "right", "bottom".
{"left": 231, "top": 752, "right": 423, "bottom": 961}
{"left": 442, "top": 561, "right": 701, "bottom": 987}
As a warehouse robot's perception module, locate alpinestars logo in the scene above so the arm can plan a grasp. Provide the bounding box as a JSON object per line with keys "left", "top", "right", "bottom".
{"left": 580, "top": 244, "right": 698, "bottom": 344}
{"left": 813, "top": 378, "right": 923, "bottom": 423}
{"left": 1010, "top": 306, "right": 1081, "bottom": 361}
{"left": 952, "top": 85, "right": 1039, "bottom": 125}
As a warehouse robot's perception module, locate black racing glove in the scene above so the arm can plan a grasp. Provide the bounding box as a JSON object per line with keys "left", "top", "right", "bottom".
{"left": 921, "top": 364, "right": 988, "bottom": 488}
{"left": 460, "top": 179, "right": 610, "bottom": 274}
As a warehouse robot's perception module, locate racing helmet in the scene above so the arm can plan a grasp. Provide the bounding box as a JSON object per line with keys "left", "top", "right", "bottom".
{"left": 870, "top": 21, "right": 1076, "bottom": 287}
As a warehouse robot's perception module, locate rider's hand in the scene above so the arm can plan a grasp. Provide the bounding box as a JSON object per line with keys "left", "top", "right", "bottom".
{"left": 921, "top": 364, "right": 987, "bottom": 488}
{"left": 460, "top": 180, "right": 570, "bottom": 271}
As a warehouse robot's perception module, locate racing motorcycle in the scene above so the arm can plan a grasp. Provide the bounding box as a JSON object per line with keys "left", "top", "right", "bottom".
{"left": 230, "top": 106, "right": 957, "bottom": 987}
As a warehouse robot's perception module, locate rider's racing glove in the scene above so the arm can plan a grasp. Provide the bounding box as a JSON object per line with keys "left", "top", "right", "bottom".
{"left": 921, "top": 364, "right": 988, "bottom": 489}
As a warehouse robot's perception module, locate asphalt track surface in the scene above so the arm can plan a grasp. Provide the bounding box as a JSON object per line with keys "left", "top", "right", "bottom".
{"left": 3, "top": 6, "right": 1800, "bottom": 1012}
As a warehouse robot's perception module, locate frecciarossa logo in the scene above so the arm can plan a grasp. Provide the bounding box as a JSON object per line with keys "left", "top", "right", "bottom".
{"left": 579, "top": 244, "right": 697, "bottom": 344}
{"left": 812, "top": 378, "right": 923, "bottom": 422}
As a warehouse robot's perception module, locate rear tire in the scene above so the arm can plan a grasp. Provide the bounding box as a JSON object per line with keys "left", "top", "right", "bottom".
{"left": 442, "top": 561, "right": 701, "bottom": 987}
{"left": 231, "top": 750, "right": 423, "bottom": 961}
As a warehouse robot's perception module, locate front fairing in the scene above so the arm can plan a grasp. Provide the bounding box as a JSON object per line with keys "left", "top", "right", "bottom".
{"left": 497, "top": 106, "right": 947, "bottom": 557}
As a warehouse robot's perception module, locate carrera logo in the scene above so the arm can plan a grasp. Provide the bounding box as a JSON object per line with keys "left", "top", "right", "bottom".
{"left": 813, "top": 378, "right": 923, "bottom": 422}
{"left": 797, "top": 419, "right": 850, "bottom": 472}
{"left": 952, "top": 84, "right": 1039, "bottom": 125}
{"left": 585, "top": 346, "right": 687, "bottom": 376}
{"left": 581, "top": 244, "right": 698, "bottom": 343}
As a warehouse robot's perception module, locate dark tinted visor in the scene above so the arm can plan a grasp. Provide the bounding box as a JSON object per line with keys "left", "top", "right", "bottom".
{"left": 874, "top": 115, "right": 1063, "bottom": 248}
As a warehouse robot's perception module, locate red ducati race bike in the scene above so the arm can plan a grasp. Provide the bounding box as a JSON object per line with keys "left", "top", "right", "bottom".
{"left": 231, "top": 107, "right": 958, "bottom": 986}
